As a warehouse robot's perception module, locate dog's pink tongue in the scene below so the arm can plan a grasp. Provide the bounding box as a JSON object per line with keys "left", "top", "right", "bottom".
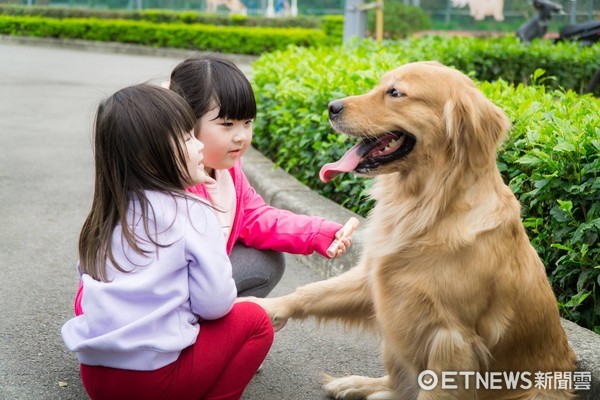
{"left": 319, "top": 142, "right": 363, "bottom": 183}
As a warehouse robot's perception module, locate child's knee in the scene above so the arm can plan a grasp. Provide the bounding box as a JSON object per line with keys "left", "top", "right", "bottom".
{"left": 233, "top": 302, "right": 274, "bottom": 339}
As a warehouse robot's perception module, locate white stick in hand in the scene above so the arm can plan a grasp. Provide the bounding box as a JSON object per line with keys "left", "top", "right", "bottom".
{"left": 326, "top": 217, "right": 359, "bottom": 257}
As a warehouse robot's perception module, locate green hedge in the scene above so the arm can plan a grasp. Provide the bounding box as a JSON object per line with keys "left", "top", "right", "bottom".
{"left": 0, "top": 4, "right": 322, "bottom": 26}
{"left": 367, "top": 1, "right": 431, "bottom": 39}
{"left": 0, "top": 4, "right": 343, "bottom": 33}
{"left": 252, "top": 41, "right": 600, "bottom": 333}
{"left": 0, "top": 15, "right": 328, "bottom": 53}
{"left": 320, "top": 15, "right": 342, "bottom": 39}
{"left": 403, "top": 35, "right": 600, "bottom": 95}
{"left": 0, "top": 4, "right": 438, "bottom": 44}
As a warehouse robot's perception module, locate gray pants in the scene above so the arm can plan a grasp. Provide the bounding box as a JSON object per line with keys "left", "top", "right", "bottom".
{"left": 230, "top": 242, "right": 286, "bottom": 298}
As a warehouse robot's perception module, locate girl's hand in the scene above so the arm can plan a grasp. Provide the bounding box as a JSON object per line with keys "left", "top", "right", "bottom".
{"left": 331, "top": 230, "right": 353, "bottom": 258}
{"left": 326, "top": 217, "right": 359, "bottom": 258}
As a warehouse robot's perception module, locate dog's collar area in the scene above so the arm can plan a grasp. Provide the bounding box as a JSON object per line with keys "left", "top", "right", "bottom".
{"left": 355, "top": 131, "right": 416, "bottom": 172}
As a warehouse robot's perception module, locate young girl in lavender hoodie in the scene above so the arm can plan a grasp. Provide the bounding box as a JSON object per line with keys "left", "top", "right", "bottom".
{"left": 62, "top": 84, "right": 273, "bottom": 400}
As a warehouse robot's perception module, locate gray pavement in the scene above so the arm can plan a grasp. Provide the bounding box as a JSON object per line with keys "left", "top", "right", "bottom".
{"left": 1, "top": 38, "right": 599, "bottom": 400}
{"left": 0, "top": 41, "right": 383, "bottom": 400}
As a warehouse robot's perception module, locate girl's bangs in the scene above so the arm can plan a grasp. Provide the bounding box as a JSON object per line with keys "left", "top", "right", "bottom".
{"left": 212, "top": 68, "right": 256, "bottom": 121}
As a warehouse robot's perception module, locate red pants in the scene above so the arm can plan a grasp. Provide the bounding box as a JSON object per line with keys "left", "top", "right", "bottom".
{"left": 79, "top": 302, "right": 273, "bottom": 400}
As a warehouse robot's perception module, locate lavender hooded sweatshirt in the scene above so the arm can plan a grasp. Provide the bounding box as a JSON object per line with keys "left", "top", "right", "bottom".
{"left": 61, "top": 191, "right": 236, "bottom": 371}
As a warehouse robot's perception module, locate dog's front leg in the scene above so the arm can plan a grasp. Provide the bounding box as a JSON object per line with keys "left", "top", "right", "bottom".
{"left": 243, "top": 264, "right": 375, "bottom": 330}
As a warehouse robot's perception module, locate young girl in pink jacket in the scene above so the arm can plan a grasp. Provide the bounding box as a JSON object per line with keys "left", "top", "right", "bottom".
{"left": 168, "top": 55, "right": 353, "bottom": 297}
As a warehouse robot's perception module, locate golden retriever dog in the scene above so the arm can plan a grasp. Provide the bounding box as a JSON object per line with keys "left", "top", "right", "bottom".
{"left": 246, "top": 61, "right": 576, "bottom": 399}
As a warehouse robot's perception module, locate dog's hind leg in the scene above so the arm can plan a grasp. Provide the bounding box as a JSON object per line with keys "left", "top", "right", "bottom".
{"left": 323, "top": 375, "right": 391, "bottom": 400}
{"left": 323, "top": 341, "right": 420, "bottom": 400}
{"left": 415, "top": 328, "right": 484, "bottom": 400}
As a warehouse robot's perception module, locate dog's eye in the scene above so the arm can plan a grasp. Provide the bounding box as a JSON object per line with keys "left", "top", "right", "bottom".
{"left": 387, "top": 88, "right": 404, "bottom": 98}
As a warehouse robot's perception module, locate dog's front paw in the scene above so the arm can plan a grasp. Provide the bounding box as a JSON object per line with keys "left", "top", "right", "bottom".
{"left": 323, "top": 375, "right": 392, "bottom": 400}
{"left": 237, "top": 296, "right": 291, "bottom": 332}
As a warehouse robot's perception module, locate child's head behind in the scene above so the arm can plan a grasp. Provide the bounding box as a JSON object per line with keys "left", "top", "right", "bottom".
{"left": 94, "top": 84, "right": 196, "bottom": 193}
{"left": 169, "top": 55, "right": 256, "bottom": 124}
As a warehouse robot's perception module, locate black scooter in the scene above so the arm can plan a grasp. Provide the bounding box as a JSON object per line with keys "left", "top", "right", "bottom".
{"left": 516, "top": 0, "right": 600, "bottom": 93}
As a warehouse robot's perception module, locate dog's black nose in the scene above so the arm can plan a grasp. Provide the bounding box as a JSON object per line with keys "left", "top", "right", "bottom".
{"left": 328, "top": 100, "right": 344, "bottom": 118}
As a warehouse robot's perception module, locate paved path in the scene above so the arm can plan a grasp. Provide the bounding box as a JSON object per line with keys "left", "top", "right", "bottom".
{"left": 0, "top": 43, "right": 383, "bottom": 400}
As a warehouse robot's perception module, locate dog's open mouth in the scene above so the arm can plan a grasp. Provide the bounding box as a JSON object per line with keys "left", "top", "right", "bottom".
{"left": 319, "top": 131, "right": 416, "bottom": 183}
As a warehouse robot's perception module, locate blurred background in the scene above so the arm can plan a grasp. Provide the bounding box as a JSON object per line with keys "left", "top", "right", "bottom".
{"left": 1, "top": 0, "right": 597, "bottom": 28}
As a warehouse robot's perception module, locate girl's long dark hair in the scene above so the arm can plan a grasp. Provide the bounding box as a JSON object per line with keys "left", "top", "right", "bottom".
{"left": 169, "top": 55, "right": 256, "bottom": 127}
{"left": 79, "top": 84, "right": 197, "bottom": 282}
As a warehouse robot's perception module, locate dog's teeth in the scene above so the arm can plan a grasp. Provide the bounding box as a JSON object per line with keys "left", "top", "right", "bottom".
{"left": 370, "top": 136, "right": 406, "bottom": 158}
{"left": 380, "top": 139, "right": 399, "bottom": 154}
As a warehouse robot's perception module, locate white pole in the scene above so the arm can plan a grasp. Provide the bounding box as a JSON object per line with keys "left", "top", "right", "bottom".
{"left": 343, "top": 0, "right": 367, "bottom": 42}
{"left": 266, "top": 0, "right": 275, "bottom": 17}
{"left": 290, "top": 0, "right": 298, "bottom": 16}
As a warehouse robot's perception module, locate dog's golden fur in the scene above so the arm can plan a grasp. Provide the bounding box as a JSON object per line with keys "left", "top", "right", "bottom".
{"left": 248, "top": 62, "right": 575, "bottom": 399}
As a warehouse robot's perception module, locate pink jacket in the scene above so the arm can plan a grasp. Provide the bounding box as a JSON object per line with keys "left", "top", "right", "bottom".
{"left": 188, "top": 159, "right": 342, "bottom": 257}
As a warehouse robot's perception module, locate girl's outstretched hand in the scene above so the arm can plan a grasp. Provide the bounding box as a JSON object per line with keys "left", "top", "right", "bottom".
{"left": 331, "top": 232, "right": 352, "bottom": 258}
{"left": 326, "top": 217, "right": 359, "bottom": 258}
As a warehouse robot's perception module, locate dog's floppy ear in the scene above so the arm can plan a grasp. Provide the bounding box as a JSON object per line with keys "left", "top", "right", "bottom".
{"left": 443, "top": 86, "right": 510, "bottom": 169}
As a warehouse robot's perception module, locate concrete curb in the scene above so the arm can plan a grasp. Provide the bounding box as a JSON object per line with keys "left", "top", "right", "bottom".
{"left": 242, "top": 147, "right": 600, "bottom": 398}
